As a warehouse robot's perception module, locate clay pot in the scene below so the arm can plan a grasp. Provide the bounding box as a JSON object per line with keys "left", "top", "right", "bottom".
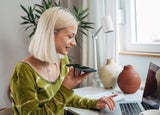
{"left": 99, "top": 58, "right": 122, "bottom": 89}
{"left": 117, "top": 65, "right": 141, "bottom": 94}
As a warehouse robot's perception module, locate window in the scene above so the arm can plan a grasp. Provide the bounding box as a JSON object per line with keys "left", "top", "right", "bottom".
{"left": 119, "top": 0, "right": 160, "bottom": 53}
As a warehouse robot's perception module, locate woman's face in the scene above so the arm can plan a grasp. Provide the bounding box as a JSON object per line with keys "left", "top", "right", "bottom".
{"left": 54, "top": 25, "right": 78, "bottom": 55}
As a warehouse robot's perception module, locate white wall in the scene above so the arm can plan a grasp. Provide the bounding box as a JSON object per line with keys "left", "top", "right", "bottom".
{"left": 0, "top": 0, "right": 40, "bottom": 108}
{"left": 118, "top": 55, "right": 160, "bottom": 82}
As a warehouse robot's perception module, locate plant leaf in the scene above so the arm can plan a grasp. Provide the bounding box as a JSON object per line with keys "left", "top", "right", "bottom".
{"left": 20, "top": 5, "right": 29, "bottom": 15}
{"left": 20, "top": 0, "right": 95, "bottom": 38}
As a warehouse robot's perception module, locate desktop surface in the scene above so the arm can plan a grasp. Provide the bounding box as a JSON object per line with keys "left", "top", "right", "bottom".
{"left": 66, "top": 86, "right": 143, "bottom": 115}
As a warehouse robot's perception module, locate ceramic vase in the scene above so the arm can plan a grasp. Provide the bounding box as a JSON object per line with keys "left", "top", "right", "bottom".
{"left": 117, "top": 65, "right": 141, "bottom": 94}
{"left": 99, "top": 58, "right": 122, "bottom": 89}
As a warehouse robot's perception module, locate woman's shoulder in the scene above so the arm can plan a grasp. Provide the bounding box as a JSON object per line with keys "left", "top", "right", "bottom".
{"left": 15, "top": 56, "right": 33, "bottom": 68}
{"left": 10, "top": 61, "right": 35, "bottom": 80}
{"left": 14, "top": 61, "right": 34, "bottom": 74}
{"left": 17, "top": 56, "right": 38, "bottom": 70}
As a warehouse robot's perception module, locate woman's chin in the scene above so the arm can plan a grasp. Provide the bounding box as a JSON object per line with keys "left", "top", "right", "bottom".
{"left": 64, "top": 52, "right": 69, "bottom": 55}
{"left": 61, "top": 51, "right": 68, "bottom": 55}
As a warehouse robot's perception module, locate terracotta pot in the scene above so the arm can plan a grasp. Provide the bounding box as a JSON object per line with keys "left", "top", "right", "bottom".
{"left": 117, "top": 65, "right": 141, "bottom": 94}
{"left": 99, "top": 58, "right": 122, "bottom": 89}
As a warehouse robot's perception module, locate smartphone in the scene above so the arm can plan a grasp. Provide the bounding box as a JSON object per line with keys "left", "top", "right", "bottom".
{"left": 66, "top": 64, "right": 97, "bottom": 73}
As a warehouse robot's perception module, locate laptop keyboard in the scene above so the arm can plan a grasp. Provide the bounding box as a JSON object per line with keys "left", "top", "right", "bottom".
{"left": 120, "top": 103, "right": 142, "bottom": 115}
{"left": 141, "top": 102, "right": 151, "bottom": 110}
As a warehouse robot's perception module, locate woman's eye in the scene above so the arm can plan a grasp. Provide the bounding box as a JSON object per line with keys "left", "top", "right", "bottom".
{"left": 68, "top": 35, "right": 74, "bottom": 39}
{"left": 69, "top": 36, "right": 72, "bottom": 38}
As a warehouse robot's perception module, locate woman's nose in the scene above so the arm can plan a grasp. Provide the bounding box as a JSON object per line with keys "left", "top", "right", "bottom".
{"left": 71, "top": 38, "right": 77, "bottom": 46}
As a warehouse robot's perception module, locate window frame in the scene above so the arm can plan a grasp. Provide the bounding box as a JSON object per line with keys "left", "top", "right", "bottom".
{"left": 121, "top": 0, "right": 160, "bottom": 53}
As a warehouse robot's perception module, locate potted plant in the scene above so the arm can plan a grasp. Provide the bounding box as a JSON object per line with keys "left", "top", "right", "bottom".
{"left": 20, "top": 0, "right": 94, "bottom": 42}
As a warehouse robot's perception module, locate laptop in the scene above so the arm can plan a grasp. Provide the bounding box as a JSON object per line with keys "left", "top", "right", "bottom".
{"left": 100, "top": 62, "right": 160, "bottom": 115}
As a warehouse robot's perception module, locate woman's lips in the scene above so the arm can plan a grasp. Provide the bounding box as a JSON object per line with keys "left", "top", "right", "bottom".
{"left": 66, "top": 46, "right": 71, "bottom": 51}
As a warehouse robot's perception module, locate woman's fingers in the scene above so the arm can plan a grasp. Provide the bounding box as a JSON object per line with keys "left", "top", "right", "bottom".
{"left": 67, "top": 66, "right": 75, "bottom": 76}
{"left": 96, "top": 94, "right": 118, "bottom": 111}
{"left": 68, "top": 67, "right": 92, "bottom": 78}
{"left": 63, "top": 67, "right": 93, "bottom": 89}
{"left": 108, "top": 94, "right": 118, "bottom": 106}
{"left": 109, "top": 94, "right": 118, "bottom": 98}
{"left": 103, "top": 96, "right": 115, "bottom": 111}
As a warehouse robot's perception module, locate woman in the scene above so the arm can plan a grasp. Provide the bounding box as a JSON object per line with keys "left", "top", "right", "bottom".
{"left": 10, "top": 7, "right": 117, "bottom": 115}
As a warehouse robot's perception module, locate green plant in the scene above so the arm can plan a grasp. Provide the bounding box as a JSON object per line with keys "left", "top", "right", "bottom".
{"left": 20, "top": 0, "right": 94, "bottom": 40}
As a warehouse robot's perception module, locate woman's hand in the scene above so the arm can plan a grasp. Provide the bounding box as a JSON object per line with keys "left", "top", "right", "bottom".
{"left": 62, "top": 67, "right": 91, "bottom": 89}
{"left": 96, "top": 94, "right": 118, "bottom": 111}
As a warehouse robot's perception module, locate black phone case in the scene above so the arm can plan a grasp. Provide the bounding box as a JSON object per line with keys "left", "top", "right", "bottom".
{"left": 66, "top": 64, "right": 97, "bottom": 72}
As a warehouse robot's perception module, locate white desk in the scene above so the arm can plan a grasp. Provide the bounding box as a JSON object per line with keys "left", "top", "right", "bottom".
{"left": 66, "top": 86, "right": 143, "bottom": 115}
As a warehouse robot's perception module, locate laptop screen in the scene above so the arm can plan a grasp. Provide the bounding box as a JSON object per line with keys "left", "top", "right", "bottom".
{"left": 142, "top": 62, "right": 160, "bottom": 109}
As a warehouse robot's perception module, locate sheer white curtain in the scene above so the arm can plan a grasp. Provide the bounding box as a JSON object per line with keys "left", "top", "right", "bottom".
{"left": 62, "top": 0, "right": 118, "bottom": 87}
{"left": 80, "top": 0, "right": 117, "bottom": 87}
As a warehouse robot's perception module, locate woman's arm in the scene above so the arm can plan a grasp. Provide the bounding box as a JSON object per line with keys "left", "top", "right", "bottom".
{"left": 66, "top": 94, "right": 97, "bottom": 109}
{"left": 10, "top": 63, "right": 74, "bottom": 115}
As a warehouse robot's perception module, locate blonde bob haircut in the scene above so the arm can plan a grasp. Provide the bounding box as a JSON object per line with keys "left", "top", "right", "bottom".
{"left": 29, "top": 7, "right": 78, "bottom": 63}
